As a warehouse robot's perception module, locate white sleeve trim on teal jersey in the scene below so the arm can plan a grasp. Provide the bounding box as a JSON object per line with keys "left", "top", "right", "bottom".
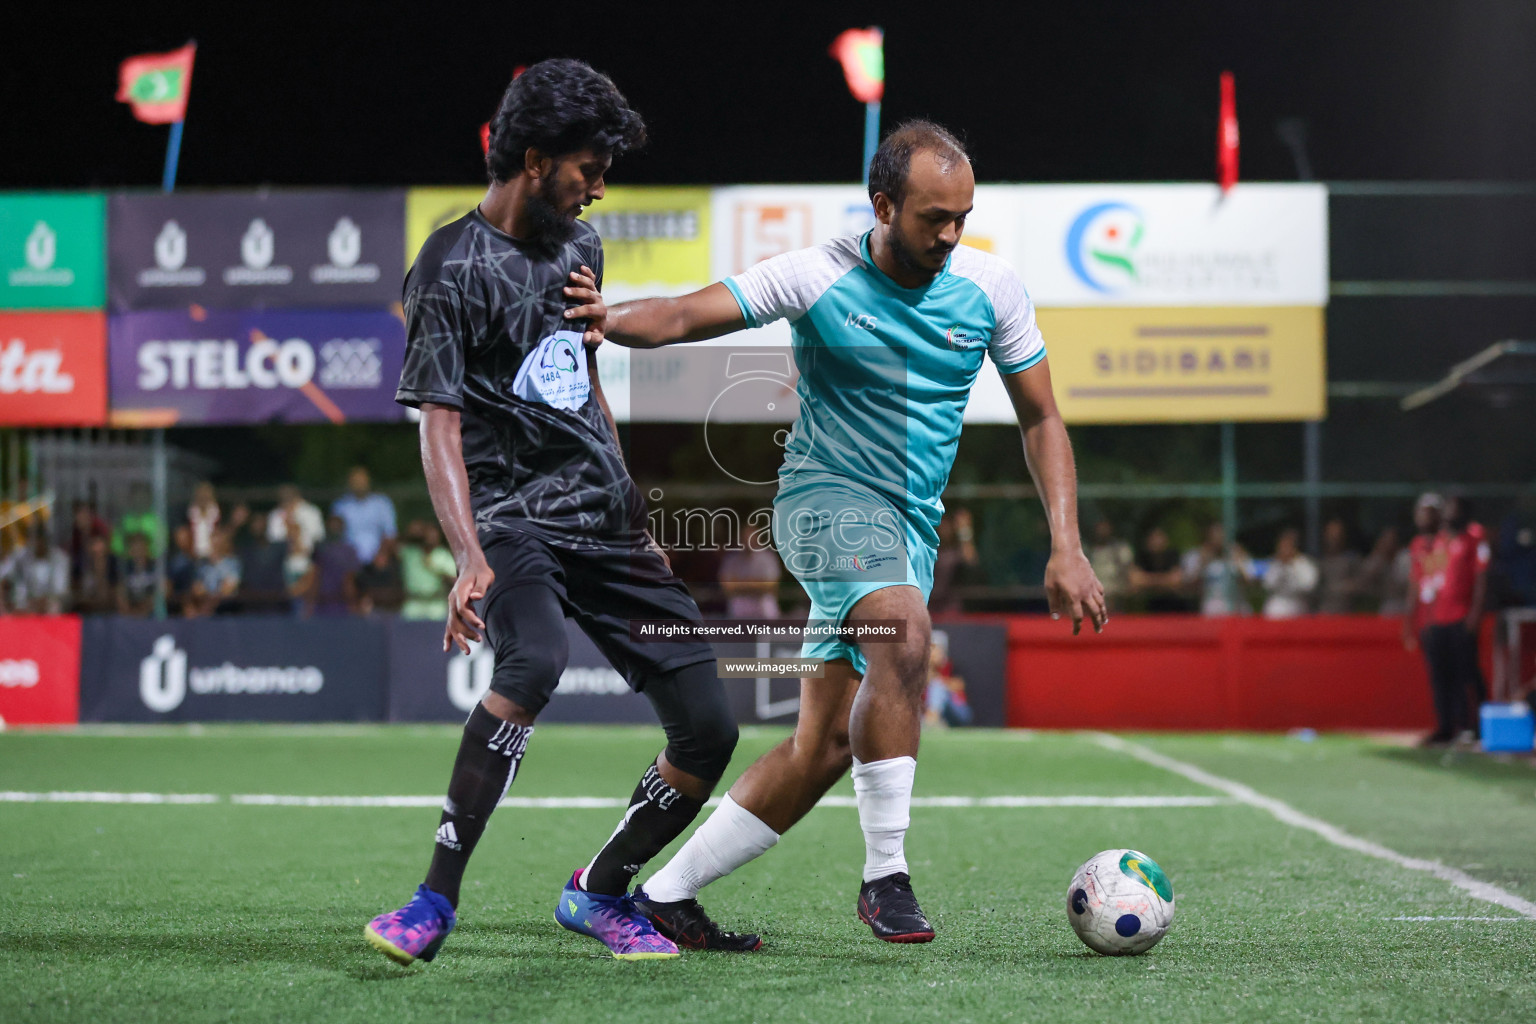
{"left": 723, "top": 237, "right": 862, "bottom": 327}
{"left": 949, "top": 246, "right": 1046, "bottom": 374}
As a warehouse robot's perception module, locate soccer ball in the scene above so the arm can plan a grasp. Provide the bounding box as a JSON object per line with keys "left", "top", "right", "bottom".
{"left": 1066, "top": 849, "right": 1175, "bottom": 955}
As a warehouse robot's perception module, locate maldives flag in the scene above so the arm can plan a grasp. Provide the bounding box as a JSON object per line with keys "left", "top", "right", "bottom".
{"left": 830, "top": 28, "right": 884, "bottom": 104}
{"left": 1217, "top": 70, "right": 1239, "bottom": 192}
{"left": 116, "top": 43, "right": 196, "bottom": 124}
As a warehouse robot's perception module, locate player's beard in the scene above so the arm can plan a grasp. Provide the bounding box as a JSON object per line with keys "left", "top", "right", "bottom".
{"left": 523, "top": 177, "right": 579, "bottom": 257}
{"left": 888, "top": 219, "right": 953, "bottom": 281}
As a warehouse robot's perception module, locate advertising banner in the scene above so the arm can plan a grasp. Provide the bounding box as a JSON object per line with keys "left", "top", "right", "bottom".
{"left": 0, "top": 615, "right": 81, "bottom": 726}
{"left": 0, "top": 193, "right": 106, "bottom": 310}
{"left": 0, "top": 312, "right": 108, "bottom": 426}
{"left": 1015, "top": 184, "right": 1328, "bottom": 307}
{"left": 78, "top": 617, "right": 388, "bottom": 723}
{"left": 404, "top": 187, "right": 481, "bottom": 271}
{"left": 107, "top": 308, "right": 407, "bottom": 425}
{"left": 108, "top": 190, "right": 405, "bottom": 310}
{"left": 386, "top": 619, "right": 659, "bottom": 724}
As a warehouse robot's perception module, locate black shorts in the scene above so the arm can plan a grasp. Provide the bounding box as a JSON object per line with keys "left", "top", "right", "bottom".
{"left": 480, "top": 530, "right": 714, "bottom": 693}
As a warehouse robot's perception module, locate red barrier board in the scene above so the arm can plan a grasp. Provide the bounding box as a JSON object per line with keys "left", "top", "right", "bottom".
{"left": 0, "top": 312, "right": 107, "bottom": 425}
{"left": 0, "top": 615, "right": 82, "bottom": 725}
{"left": 1004, "top": 615, "right": 1438, "bottom": 731}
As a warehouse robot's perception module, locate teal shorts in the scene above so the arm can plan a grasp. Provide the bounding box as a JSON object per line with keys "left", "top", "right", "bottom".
{"left": 772, "top": 476, "right": 936, "bottom": 675}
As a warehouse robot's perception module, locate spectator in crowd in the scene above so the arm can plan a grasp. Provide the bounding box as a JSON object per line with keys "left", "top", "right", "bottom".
{"left": 117, "top": 532, "right": 159, "bottom": 617}
{"left": 356, "top": 537, "right": 405, "bottom": 616}
{"left": 331, "top": 466, "right": 397, "bottom": 564}
{"left": 113, "top": 481, "right": 165, "bottom": 559}
{"left": 1261, "top": 528, "right": 1318, "bottom": 619}
{"left": 165, "top": 524, "right": 200, "bottom": 616}
{"left": 267, "top": 484, "right": 325, "bottom": 556}
{"left": 306, "top": 514, "right": 360, "bottom": 616}
{"left": 1493, "top": 510, "right": 1536, "bottom": 609}
{"left": 1362, "top": 526, "right": 1408, "bottom": 616}
{"left": 1087, "top": 520, "right": 1136, "bottom": 613}
{"left": 399, "top": 520, "right": 457, "bottom": 621}
{"left": 1420, "top": 496, "right": 1489, "bottom": 744}
{"left": 68, "top": 500, "right": 110, "bottom": 591}
{"left": 929, "top": 508, "right": 982, "bottom": 614}
{"left": 1131, "top": 526, "right": 1187, "bottom": 612}
{"left": 718, "top": 516, "right": 783, "bottom": 620}
{"left": 1180, "top": 522, "right": 1254, "bottom": 616}
{"left": 2, "top": 529, "right": 70, "bottom": 614}
{"left": 1316, "top": 518, "right": 1365, "bottom": 613}
{"left": 74, "top": 534, "right": 119, "bottom": 614}
{"left": 236, "top": 511, "right": 289, "bottom": 614}
{"left": 924, "top": 631, "right": 973, "bottom": 728}
{"left": 283, "top": 516, "right": 316, "bottom": 615}
{"left": 186, "top": 529, "right": 241, "bottom": 617}
{"left": 187, "top": 481, "right": 222, "bottom": 559}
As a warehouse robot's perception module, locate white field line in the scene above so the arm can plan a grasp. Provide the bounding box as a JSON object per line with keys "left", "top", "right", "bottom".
{"left": 1390, "top": 916, "right": 1533, "bottom": 922}
{"left": 1091, "top": 733, "right": 1536, "bottom": 921}
{"left": 0, "top": 791, "right": 1227, "bottom": 810}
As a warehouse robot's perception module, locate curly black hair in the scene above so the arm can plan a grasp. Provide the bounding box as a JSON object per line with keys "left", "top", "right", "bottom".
{"left": 485, "top": 59, "right": 647, "bottom": 184}
{"left": 867, "top": 119, "right": 969, "bottom": 207}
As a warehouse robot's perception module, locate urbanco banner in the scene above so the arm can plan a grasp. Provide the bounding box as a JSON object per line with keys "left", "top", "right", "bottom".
{"left": 108, "top": 308, "right": 406, "bottom": 425}
{"left": 108, "top": 190, "right": 405, "bottom": 311}
{"left": 0, "top": 193, "right": 106, "bottom": 309}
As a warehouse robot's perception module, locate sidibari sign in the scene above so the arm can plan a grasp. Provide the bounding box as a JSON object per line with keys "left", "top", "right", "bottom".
{"left": 108, "top": 309, "right": 407, "bottom": 425}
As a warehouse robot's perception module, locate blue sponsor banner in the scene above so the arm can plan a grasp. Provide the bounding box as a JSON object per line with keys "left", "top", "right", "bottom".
{"left": 108, "top": 308, "right": 407, "bottom": 425}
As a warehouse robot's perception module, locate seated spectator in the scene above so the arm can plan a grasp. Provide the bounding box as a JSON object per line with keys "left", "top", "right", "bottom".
{"left": 267, "top": 484, "right": 325, "bottom": 556}
{"left": 185, "top": 529, "right": 241, "bottom": 617}
{"left": 1180, "top": 522, "right": 1254, "bottom": 616}
{"left": 306, "top": 514, "right": 360, "bottom": 616}
{"left": 1087, "top": 520, "right": 1135, "bottom": 613}
{"left": 283, "top": 517, "right": 316, "bottom": 615}
{"left": 356, "top": 538, "right": 405, "bottom": 615}
{"left": 1316, "top": 518, "right": 1364, "bottom": 613}
{"left": 113, "top": 481, "right": 165, "bottom": 559}
{"left": 399, "top": 520, "right": 457, "bottom": 621}
{"left": 1262, "top": 528, "right": 1318, "bottom": 618}
{"left": 924, "top": 631, "right": 973, "bottom": 728}
{"left": 331, "top": 466, "right": 397, "bottom": 563}
{"left": 929, "top": 508, "right": 982, "bottom": 614}
{"left": 1362, "top": 526, "right": 1407, "bottom": 616}
{"left": 2, "top": 529, "right": 70, "bottom": 614}
{"left": 117, "top": 532, "right": 160, "bottom": 617}
{"left": 1131, "top": 526, "right": 1188, "bottom": 612}
{"left": 187, "top": 481, "right": 222, "bottom": 559}
{"left": 236, "top": 511, "right": 289, "bottom": 614}
{"left": 74, "top": 535, "right": 119, "bottom": 614}
{"left": 68, "top": 500, "right": 110, "bottom": 591}
{"left": 165, "top": 524, "right": 200, "bottom": 616}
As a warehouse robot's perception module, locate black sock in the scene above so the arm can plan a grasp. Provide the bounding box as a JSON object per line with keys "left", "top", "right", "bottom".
{"left": 582, "top": 759, "right": 706, "bottom": 896}
{"left": 423, "top": 704, "right": 532, "bottom": 909}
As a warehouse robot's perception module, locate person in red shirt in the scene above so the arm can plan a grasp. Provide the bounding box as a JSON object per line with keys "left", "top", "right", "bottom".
{"left": 1420, "top": 496, "right": 1490, "bottom": 744}
{"left": 1402, "top": 494, "right": 1442, "bottom": 642}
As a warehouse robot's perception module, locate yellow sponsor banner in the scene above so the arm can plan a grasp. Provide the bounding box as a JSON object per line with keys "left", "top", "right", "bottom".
{"left": 1039, "top": 306, "right": 1326, "bottom": 423}
{"left": 405, "top": 186, "right": 710, "bottom": 287}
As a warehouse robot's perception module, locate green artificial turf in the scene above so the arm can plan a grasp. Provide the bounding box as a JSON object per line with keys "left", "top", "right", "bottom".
{"left": 2, "top": 726, "right": 1534, "bottom": 1023}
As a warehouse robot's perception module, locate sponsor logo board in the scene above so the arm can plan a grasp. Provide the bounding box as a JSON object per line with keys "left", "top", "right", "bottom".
{"left": 0, "top": 615, "right": 81, "bottom": 725}
{"left": 0, "top": 312, "right": 108, "bottom": 426}
{"left": 0, "top": 193, "right": 106, "bottom": 309}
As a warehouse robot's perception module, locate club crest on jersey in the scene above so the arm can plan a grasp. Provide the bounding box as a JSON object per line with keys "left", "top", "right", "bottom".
{"left": 946, "top": 324, "right": 984, "bottom": 350}
{"left": 512, "top": 330, "right": 590, "bottom": 410}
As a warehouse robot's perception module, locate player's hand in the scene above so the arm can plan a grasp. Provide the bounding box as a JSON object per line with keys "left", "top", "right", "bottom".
{"left": 445, "top": 557, "right": 495, "bottom": 655}
{"left": 563, "top": 266, "right": 607, "bottom": 347}
{"left": 1045, "top": 547, "right": 1107, "bottom": 636}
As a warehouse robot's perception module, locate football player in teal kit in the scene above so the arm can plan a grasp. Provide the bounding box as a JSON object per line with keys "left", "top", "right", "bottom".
{"left": 582, "top": 120, "right": 1106, "bottom": 945}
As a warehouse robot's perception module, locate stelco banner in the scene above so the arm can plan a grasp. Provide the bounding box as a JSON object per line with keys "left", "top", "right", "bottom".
{"left": 108, "top": 308, "right": 407, "bottom": 425}
{"left": 0, "top": 193, "right": 106, "bottom": 310}
{"left": 108, "top": 190, "right": 405, "bottom": 310}
{"left": 0, "top": 312, "right": 108, "bottom": 425}
{"left": 77, "top": 617, "right": 389, "bottom": 723}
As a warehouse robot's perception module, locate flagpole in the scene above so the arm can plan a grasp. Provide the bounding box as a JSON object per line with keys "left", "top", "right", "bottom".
{"left": 162, "top": 119, "right": 184, "bottom": 193}
{"left": 862, "top": 101, "right": 880, "bottom": 187}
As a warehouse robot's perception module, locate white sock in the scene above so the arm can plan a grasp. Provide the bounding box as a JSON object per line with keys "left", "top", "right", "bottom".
{"left": 639, "top": 794, "right": 779, "bottom": 903}
{"left": 852, "top": 756, "right": 916, "bottom": 882}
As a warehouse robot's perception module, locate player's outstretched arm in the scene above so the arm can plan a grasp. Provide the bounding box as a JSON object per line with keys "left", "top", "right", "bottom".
{"left": 420, "top": 403, "right": 494, "bottom": 654}
{"left": 602, "top": 283, "right": 748, "bottom": 349}
{"left": 1002, "top": 360, "right": 1108, "bottom": 635}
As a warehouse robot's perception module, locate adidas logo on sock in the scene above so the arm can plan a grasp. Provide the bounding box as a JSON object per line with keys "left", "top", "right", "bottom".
{"left": 435, "top": 822, "right": 463, "bottom": 851}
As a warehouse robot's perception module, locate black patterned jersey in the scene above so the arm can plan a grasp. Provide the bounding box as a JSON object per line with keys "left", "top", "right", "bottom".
{"left": 395, "top": 209, "right": 645, "bottom": 549}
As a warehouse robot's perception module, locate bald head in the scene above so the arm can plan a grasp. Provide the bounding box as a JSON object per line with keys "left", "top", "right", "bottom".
{"left": 867, "top": 120, "right": 970, "bottom": 207}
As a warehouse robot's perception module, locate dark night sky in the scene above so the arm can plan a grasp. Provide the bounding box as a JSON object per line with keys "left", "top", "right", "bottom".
{"left": 6, "top": 1, "right": 1535, "bottom": 190}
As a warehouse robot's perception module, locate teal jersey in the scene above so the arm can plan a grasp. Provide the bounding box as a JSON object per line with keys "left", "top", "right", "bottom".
{"left": 724, "top": 232, "right": 1045, "bottom": 538}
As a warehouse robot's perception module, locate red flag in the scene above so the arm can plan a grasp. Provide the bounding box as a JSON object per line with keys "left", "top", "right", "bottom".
{"left": 829, "top": 28, "right": 884, "bottom": 104}
{"left": 116, "top": 43, "right": 196, "bottom": 124}
{"left": 481, "top": 66, "right": 526, "bottom": 154}
{"left": 1218, "top": 70, "right": 1239, "bottom": 193}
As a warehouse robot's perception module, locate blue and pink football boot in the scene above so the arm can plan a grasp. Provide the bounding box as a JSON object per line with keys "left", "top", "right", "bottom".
{"left": 553, "top": 871, "right": 680, "bottom": 960}
{"left": 365, "top": 884, "right": 456, "bottom": 966}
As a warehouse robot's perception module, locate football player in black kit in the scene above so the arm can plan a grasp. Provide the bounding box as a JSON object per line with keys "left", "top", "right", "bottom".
{"left": 365, "top": 59, "right": 756, "bottom": 964}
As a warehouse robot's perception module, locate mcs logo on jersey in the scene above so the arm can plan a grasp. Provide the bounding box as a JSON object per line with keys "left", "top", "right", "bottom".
{"left": 0, "top": 312, "right": 107, "bottom": 426}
